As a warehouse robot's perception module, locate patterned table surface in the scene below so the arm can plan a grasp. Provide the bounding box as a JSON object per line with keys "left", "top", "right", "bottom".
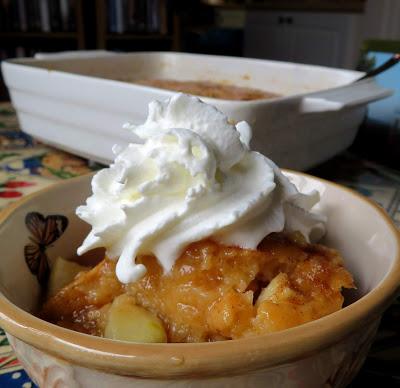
{"left": 0, "top": 103, "right": 399, "bottom": 387}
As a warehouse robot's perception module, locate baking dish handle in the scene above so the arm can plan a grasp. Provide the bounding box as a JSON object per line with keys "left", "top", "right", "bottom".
{"left": 300, "top": 78, "right": 393, "bottom": 113}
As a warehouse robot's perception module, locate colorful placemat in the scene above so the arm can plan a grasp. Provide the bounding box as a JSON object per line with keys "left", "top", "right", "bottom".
{"left": 0, "top": 102, "right": 399, "bottom": 387}
{"left": 0, "top": 103, "right": 102, "bottom": 388}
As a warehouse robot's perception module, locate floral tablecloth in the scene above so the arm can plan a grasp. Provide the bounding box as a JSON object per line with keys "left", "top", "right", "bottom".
{"left": 0, "top": 103, "right": 399, "bottom": 387}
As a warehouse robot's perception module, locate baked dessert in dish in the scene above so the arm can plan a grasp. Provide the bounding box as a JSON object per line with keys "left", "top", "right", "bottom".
{"left": 39, "top": 94, "right": 354, "bottom": 343}
{"left": 134, "top": 79, "right": 279, "bottom": 101}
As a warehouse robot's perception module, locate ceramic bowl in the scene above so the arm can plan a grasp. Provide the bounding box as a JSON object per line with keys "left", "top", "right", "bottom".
{"left": 0, "top": 171, "right": 399, "bottom": 388}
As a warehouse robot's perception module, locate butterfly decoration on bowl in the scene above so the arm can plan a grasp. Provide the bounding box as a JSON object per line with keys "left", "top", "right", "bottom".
{"left": 24, "top": 212, "right": 68, "bottom": 287}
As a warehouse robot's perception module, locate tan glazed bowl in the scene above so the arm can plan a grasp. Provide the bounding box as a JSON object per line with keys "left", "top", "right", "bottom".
{"left": 0, "top": 171, "right": 399, "bottom": 388}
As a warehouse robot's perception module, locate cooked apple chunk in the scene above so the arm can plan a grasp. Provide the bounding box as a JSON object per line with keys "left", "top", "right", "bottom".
{"left": 48, "top": 256, "right": 89, "bottom": 297}
{"left": 104, "top": 294, "right": 167, "bottom": 343}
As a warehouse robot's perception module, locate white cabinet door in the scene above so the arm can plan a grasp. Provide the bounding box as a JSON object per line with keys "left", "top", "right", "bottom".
{"left": 244, "top": 11, "right": 361, "bottom": 68}
{"left": 244, "top": 24, "right": 292, "bottom": 61}
{"left": 244, "top": 11, "right": 292, "bottom": 62}
{"left": 289, "top": 25, "right": 340, "bottom": 67}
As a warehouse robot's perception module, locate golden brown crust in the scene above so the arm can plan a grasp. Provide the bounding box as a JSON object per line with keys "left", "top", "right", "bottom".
{"left": 40, "top": 259, "right": 124, "bottom": 335}
{"left": 135, "top": 79, "right": 278, "bottom": 101}
{"left": 39, "top": 233, "right": 354, "bottom": 342}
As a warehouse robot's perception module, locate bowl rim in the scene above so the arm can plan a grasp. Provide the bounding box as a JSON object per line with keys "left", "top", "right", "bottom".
{"left": 0, "top": 170, "right": 399, "bottom": 378}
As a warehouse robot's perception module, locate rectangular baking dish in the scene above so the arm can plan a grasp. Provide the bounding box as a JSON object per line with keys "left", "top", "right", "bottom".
{"left": 1, "top": 51, "right": 392, "bottom": 170}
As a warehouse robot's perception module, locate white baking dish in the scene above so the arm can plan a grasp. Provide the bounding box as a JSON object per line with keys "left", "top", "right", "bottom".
{"left": 1, "top": 51, "right": 391, "bottom": 169}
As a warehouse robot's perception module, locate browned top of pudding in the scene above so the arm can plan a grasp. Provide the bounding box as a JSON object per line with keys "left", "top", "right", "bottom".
{"left": 40, "top": 233, "right": 354, "bottom": 343}
{"left": 134, "top": 79, "right": 279, "bottom": 101}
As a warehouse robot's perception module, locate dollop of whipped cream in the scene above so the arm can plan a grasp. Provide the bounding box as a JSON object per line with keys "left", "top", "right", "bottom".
{"left": 77, "top": 94, "right": 326, "bottom": 284}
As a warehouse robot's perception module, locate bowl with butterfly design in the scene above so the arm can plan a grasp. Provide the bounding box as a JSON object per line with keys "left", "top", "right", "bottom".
{"left": 0, "top": 172, "right": 399, "bottom": 388}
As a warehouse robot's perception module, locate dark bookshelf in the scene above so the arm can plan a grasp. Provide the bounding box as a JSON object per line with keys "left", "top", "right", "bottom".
{"left": 0, "top": 0, "right": 85, "bottom": 101}
{"left": 0, "top": 0, "right": 181, "bottom": 101}
{"left": 95, "top": 0, "right": 180, "bottom": 51}
{"left": 0, "top": 0, "right": 85, "bottom": 49}
{"left": 0, "top": 31, "right": 78, "bottom": 40}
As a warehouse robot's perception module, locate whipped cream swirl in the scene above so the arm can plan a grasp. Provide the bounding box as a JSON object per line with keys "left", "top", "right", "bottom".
{"left": 77, "top": 94, "right": 326, "bottom": 283}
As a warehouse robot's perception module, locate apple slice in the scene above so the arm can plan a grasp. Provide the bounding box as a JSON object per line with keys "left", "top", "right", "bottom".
{"left": 104, "top": 294, "right": 167, "bottom": 343}
{"left": 48, "top": 256, "right": 88, "bottom": 297}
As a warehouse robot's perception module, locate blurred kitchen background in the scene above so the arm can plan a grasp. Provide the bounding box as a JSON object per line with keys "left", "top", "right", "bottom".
{"left": 0, "top": 0, "right": 399, "bottom": 168}
{"left": 1, "top": 1, "right": 399, "bottom": 87}
{"left": 0, "top": 3, "right": 399, "bottom": 387}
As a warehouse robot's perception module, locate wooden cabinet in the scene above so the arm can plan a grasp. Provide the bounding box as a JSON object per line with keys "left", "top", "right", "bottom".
{"left": 244, "top": 11, "right": 361, "bottom": 68}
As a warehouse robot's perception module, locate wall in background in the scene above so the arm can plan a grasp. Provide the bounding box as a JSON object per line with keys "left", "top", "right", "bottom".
{"left": 362, "top": 0, "right": 400, "bottom": 41}
{"left": 243, "top": 0, "right": 399, "bottom": 70}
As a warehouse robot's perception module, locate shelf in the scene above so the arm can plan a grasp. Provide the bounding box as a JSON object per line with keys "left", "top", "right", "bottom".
{"left": 202, "top": 0, "right": 366, "bottom": 12}
{"left": 201, "top": 0, "right": 245, "bottom": 9}
{"left": 106, "top": 33, "right": 173, "bottom": 41}
{"left": 0, "top": 32, "right": 78, "bottom": 40}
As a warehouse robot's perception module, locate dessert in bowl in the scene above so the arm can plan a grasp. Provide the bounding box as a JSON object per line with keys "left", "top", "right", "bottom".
{"left": 0, "top": 95, "right": 398, "bottom": 387}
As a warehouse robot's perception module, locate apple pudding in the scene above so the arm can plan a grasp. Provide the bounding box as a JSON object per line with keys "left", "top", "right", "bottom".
{"left": 40, "top": 233, "right": 354, "bottom": 343}
{"left": 38, "top": 94, "right": 354, "bottom": 343}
